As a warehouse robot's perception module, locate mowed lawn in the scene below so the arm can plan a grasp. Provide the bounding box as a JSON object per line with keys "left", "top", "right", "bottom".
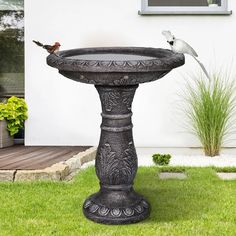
{"left": 1, "top": 167, "right": 236, "bottom": 236}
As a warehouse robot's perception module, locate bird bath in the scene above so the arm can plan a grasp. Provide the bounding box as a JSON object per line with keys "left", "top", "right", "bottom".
{"left": 47, "top": 47, "right": 184, "bottom": 224}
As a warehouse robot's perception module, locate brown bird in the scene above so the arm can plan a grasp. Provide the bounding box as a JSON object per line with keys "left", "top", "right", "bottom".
{"left": 33, "top": 40, "right": 61, "bottom": 54}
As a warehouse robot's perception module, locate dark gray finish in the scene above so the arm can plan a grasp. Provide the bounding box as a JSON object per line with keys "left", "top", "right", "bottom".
{"left": 47, "top": 47, "right": 184, "bottom": 224}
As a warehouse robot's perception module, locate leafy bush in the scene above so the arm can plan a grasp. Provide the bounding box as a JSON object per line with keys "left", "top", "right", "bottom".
{"left": 152, "top": 153, "right": 171, "bottom": 166}
{"left": 0, "top": 96, "right": 28, "bottom": 136}
{"left": 183, "top": 72, "right": 236, "bottom": 157}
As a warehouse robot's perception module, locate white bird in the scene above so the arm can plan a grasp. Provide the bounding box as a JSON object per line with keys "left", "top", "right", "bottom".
{"left": 162, "top": 30, "right": 210, "bottom": 80}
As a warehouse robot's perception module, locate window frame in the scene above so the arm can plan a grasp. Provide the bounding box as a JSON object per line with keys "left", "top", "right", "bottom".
{"left": 139, "top": 0, "right": 232, "bottom": 15}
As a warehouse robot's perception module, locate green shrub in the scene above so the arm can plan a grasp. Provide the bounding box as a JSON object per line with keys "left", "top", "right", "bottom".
{"left": 157, "top": 166, "right": 186, "bottom": 173}
{"left": 183, "top": 72, "right": 236, "bottom": 157}
{"left": 214, "top": 167, "right": 236, "bottom": 173}
{"left": 152, "top": 153, "right": 171, "bottom": 166}
{"left": 0, "top": 96, "right": 28, "bottom": 136}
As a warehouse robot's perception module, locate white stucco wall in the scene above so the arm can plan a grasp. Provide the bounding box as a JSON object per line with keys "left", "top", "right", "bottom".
{"left": 25, "top": 0, "right": 236, "bottom": 147}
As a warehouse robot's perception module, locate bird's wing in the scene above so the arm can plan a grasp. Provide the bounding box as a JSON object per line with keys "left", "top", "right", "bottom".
{"left": 44, "top": 45, "right": 59, "bottom": 54}
{"left": 33, "top": 40, "right": 44, "bottom": 47}
{"left": 177, "top": 39, "right": 198, "bottom": 57}
{"left": 43, "top": 45, "right": 53, "bottom": 50}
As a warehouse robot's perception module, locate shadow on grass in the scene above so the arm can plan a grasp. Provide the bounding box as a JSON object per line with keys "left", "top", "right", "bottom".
{"left": 134, "top": 168, "right": 218, "bottom": 223}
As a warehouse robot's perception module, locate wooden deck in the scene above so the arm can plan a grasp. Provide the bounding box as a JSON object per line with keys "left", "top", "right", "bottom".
{"left": 0, "top": 145, "right": 90, "bottom": 170}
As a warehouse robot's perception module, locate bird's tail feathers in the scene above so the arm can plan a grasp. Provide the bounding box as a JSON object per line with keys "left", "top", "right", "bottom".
{"left": 192, "top": 56, "right": 210, "bottom": 80}
{"left": 33, "top": 40, "right": 44, "bottom": 47}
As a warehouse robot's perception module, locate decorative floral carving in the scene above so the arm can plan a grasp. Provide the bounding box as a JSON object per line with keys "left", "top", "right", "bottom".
{"left": 100, "top": 92, "right": 120, "bottom": 112}
{"left": 111, "top": 208, "right": 122, "bottom": 217}
{"left": 83, "top": 199, "right": 149, "bottom": 219}
{"left": 99, "top": 88, "right": 136, "bottom": 111}
{"left": 98, "top": 206, "right": 109, "bottom": 216}
{"left": 96, "top": 143, "right": 116, "bottom": 183}
{"left": 47, "top": 48, "right": 185, "bottom": 74}
{"left": 96, "top": 142, "right": 137, "bottom": 185}
{"left": 113, "top": 76, "right": 133, "bottom": 86}
{"left": 123, "top": 208, "right": 135, "bottom": 217}
{"left": 122, "top": 91, "right": 135, "bottom": 110}
{"left": 135, "top": 205, "right": 144, "bottom": 213}
{"left": 89, "top": 204, "right": 99, "bottom": 213}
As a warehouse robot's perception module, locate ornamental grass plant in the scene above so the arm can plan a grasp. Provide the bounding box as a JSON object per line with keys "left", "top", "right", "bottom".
{"left": 183, "top": 71, "right": 236, "bottom": 157}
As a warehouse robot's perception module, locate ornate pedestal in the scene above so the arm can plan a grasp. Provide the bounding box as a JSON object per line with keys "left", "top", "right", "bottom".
{"left": 83, "top": 85, "right": 150, "bottom": 224}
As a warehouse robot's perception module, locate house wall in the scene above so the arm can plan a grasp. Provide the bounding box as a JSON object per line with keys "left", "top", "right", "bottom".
{"left": 25, "top": 0, "right": 236, "bottom": 147}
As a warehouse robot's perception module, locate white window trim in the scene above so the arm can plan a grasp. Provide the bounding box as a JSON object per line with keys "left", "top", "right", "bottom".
{"left": 139, "top": 0, "right": 232, "bottom": 15}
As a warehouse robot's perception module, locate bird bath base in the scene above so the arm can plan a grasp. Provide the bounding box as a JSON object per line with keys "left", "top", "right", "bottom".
{"left": 83, "top": 188, "right": 150, "bottom": 224}
{"left": 83, "top": 85, "right": 150, "bottom": 224}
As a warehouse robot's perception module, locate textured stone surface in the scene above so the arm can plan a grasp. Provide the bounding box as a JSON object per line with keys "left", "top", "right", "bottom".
{"left": 159, "top": 172, "right": 187, "bottom": 180}
{"left": 216, "top": 172, "right": 236, "bottom": 180}
{"left": 15, "top": 163, "right": 69, "bottom": 181}
{"left": 65, "top": 157, "right": 81, "bottom": 172}
{"left": 64, "top": 169, "right": 81, "bottom": 181}
{"left": 75, "top": 147, "right": 97, "bottom": 166}
{"left": 0, "top": 170, "right": 16, "bottom": 182}
{"left": 48, "top": 163, "right": 70, "bottom": 180}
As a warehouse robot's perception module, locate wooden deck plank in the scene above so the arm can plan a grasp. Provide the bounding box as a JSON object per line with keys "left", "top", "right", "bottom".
{"left": 0, "top": 147, "right": 54, "bottom": 165}
{"left": 0, "top": 145, "right": 90, "bottom": 170}
{"left": 0, "top": 147, "right": 45, "bottom": 161}
{"left": 22, "top": 151, "right": 74, "bottom": 170}
{"left": 0, "top": 147, "right": 66, "bottom": 169}
{"left": 14, "top": 149, "right": 73, "bottom": 170}
{"left": 0, "top": 145, "right": 37, "bottom": 159}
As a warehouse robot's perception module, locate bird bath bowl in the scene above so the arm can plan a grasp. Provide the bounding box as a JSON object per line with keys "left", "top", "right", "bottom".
{"left": 47, "top": 47, "right": 184, "bottom": 224}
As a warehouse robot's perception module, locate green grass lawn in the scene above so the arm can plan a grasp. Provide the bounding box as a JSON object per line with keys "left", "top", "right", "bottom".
{"left": 1, "top": 167, "right": 236, "bottom": 236}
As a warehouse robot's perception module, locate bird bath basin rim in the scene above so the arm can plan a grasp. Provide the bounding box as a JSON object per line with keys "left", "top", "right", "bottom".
{"left": 47, "top": 47, "right": 185, "bottom": 73}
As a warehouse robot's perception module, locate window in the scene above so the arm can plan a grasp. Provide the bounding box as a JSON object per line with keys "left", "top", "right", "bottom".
{"left": 0, "top": 0, "right": 24, "bottom": 100}
{"left": 139, "top": 0, "right": 232, "bottom": 15}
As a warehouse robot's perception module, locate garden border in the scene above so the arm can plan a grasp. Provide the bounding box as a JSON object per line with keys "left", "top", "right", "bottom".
{"left": 0, "top": 146, "right": 97, "bottom": 182}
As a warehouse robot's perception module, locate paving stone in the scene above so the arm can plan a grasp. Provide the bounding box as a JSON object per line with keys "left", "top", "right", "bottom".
{"left": 216, "top": 172, "right": 236, "bottom": 180}
{"left": 64, "top": 169, "right": 81, "bottom": 181}
{"left": 159, "top": 172, "right": 187, "bottom": 180}
{"left": 48, "top": 163, "right": 70, "bottom": 180}
{"left": 15, "top": 163, "right": 69, "bottom": 181}
{"left": 65, "top": 157, "right": 81, "bottom": 173}
{"left": 15, "top": 170, "right": 60, "bottom": 181}
{"left": 0, "top": 170, "right": 16, "bottom": 182}
{"left": 74, "top": 147, "right": 97, "bottom": 165}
